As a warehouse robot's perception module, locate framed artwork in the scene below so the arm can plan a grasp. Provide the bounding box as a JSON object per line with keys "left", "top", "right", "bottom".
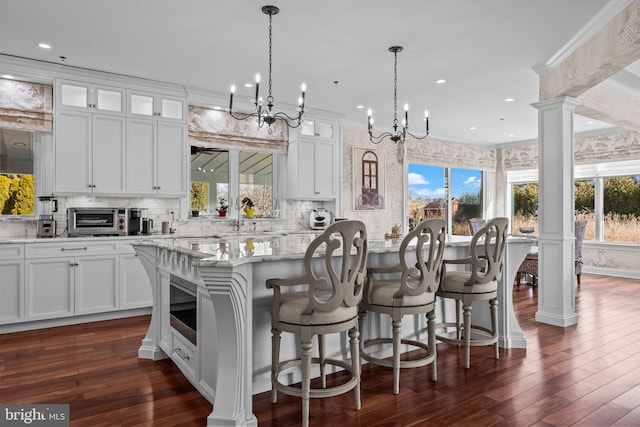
{"left": 353, "top": 147, "right": 385, "bottom": 210}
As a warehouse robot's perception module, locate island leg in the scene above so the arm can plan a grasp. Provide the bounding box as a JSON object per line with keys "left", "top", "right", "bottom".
{"left": 200, "top": 265, "right": 257, "bottom": 427}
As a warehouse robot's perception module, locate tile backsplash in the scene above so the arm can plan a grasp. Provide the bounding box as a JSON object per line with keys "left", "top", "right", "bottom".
{"left": 0, "top": 197, "right": 329, "bottom": 239}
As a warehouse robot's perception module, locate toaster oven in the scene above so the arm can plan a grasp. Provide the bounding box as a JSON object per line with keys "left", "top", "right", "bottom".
{"left": 67, "top": 207, "right": 128, "bottom": 237}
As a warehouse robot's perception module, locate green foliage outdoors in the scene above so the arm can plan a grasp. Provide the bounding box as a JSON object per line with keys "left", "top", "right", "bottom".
{"left": 191, "top": 181, "right": 208, "bottom": 212}
{"left": 0, "top": 174, "right": 34, "bottom": 215}
{"left": 515, "top": 177, "right": 640, "bottom": 217}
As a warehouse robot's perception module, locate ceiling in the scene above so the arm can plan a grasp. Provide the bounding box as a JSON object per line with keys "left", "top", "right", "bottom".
{"left": 0, "top": 0, "right": 633, "bottom": 145}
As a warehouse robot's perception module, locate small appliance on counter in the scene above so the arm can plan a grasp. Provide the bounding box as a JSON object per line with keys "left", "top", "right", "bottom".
{"left": 67, "top": 207, "right": 128, "bottom": 237}
{"left": 142, "top": 218, "right": 154, "bottom": 235}
{"left": 128, "top": 208, "right": 148, "bottom": 235}
{"left": 309, "top": 208, "right": 331, "bottom": 230}
{"left": 36, "top": 195, "right": 58, "bottom": 238}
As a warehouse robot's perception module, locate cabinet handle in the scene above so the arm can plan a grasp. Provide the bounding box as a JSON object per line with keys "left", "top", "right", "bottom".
{"left": 61, "top": 247, "right": 88, "bottom": 252}
{"left": 69, "top": 262, "right": 79, "bottom": 267}
{"left": 174, "top": 348, "right": 190, "bottom": 360}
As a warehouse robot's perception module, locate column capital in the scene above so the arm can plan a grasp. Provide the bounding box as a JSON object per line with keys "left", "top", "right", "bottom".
{"left": 531, "top": 96, "right": 581, "bottom": 111}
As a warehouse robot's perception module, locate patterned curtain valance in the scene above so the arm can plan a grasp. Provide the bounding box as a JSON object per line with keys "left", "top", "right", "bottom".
{"left": 405, "top": 137, "right": 497, "bottom": 171}
{"left": 188, "top": 106, "right": 288, "bottom": 154}
{"left": 0, "top": 79, "right": 53, "bottom": 132}
{"left": 501, "top": 131, "right": 640, "bottom": 171}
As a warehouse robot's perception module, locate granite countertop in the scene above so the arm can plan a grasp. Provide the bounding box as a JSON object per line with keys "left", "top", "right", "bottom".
{"left": 131, "top": 234, "right": 535, "bottom": 268}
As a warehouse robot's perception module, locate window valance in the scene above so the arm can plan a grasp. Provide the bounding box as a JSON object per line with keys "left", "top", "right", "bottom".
{"left": 188, "top": 106, "right": 288, "bottom": 154}
{"left": 0, "top": 79, "right": 53, "bottom": 132}
{"left": 405, "top": 137, "right": 497, "bottom": 171}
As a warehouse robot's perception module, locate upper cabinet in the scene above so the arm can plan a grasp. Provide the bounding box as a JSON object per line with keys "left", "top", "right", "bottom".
{"left": 127, "top": 90, "right": 185, "bottom": 122}
{"left": 55, "top": 80, "right": 126, "bottom": 194}
{"left": 54, "top": 79, "right": 187, "bottom": 197}
{"left": 57, "top": 80, "right": 124, "bottom": 115}
{"left": 300, "top": 119, "right": 335, "bottom": 140}
{"left": 287, "top": 118, "right": 339, "bottom": 200}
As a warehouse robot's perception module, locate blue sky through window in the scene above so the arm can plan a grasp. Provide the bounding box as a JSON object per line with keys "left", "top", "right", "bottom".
{"left": 408, "top": 164, "right": 481, "bottom": 199}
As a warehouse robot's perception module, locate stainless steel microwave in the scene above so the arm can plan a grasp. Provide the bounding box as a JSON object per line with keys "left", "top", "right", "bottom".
{"left": 67, "top": 207, "right": 128, "bottom": 237}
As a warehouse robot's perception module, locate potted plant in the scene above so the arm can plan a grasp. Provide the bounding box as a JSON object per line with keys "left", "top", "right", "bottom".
{"left": 216, "top": 197, "right": 228, "bottom": 217}
{"left": 241, "top": 196, "right": 255, "bottom": 218}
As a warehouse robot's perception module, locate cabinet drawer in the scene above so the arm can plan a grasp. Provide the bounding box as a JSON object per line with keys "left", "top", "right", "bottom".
{"left": 171, "top": 331, "right": 198, "bottom": 379}
{"left": 26, "top": 241, "right": 119, "bottom": 258}
{"left": 0, "top": 244, "right": 24, "bottom": 260}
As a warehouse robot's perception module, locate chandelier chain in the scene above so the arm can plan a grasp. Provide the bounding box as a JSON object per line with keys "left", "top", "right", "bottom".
{"left": 267, "top": 10, "right": 273, "bottom": 104}
{"left": 393, "top": 49, "right": 398, "bottom": 128}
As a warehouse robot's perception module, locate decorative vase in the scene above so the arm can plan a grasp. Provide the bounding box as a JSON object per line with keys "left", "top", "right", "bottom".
{"left": 191, "top": 210, "right": 199, "bottom": 217}
{"left": 244, "top": 207, "right": 255, "bottom": 218}
{"left": 217, "top": 209, "right": 227, "bottom": 217}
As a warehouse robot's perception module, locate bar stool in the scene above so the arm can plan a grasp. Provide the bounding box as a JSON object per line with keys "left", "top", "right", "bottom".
{"left": 266, "top": 220, "right": 368, "bottom": 427}
{"left": 359, "top": 219, "right": 446, "bottom": 394}
{"left": 435, "top": 217, "right": 509, "bottom": 369}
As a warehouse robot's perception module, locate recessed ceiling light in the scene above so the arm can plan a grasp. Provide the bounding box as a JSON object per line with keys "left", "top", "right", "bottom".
{"left": 587, "top": 120, "right": 595, "bottom": 124}
{"left": 470, "top": 126, "right": 477, "bottom": 130}
{"left": 508, "top": 133, "right": 515, "bottom": 137}
{"left": 213, "top": 106, "right": 222, "bottom": 110}
{"left": 356, "top": 105, "right": 364, "bottom": 109}
{"left": 1, "top": 74, "right": 15, "bottom": 79}
{"left": 435, "top": 79, "right": 446, "bottom": 84}
{"left": 38, "top": 43, "right": 52, "bottom": 49}
{"left": 14, "top": 142, "right": 26, "bottom": 147}
{"left": 504, "top": 98, "right": 515, "bottom": 102}
{"left": 244, "top": 83, "right": 253, "bottom": 88}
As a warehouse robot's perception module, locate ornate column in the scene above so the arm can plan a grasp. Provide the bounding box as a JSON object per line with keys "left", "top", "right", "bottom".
{"left": 532, "top": 96, "right": 580, "bottom": 327}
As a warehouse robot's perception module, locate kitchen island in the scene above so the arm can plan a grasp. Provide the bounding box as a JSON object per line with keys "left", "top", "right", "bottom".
{"left": 132, "top": 233, "right": 532, "bottom": 426}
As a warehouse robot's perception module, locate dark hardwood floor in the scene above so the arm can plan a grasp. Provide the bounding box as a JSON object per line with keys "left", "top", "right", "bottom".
{"left": 2, "top": 274, "right": 640, "bottom": 426}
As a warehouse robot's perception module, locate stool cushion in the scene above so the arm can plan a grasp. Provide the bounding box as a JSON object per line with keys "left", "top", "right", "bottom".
{"left": 439, "top": 271, "right": 497, "bottom": 294}
{"left": 277, "top": 291, "right": 359, "bottom": 325}
{"left": 366, "top": 279, "right": 435, "bottom": 307}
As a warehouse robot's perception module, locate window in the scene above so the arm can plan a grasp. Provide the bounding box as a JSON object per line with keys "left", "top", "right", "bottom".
{"left": 0, "top": 128, "right": 35, "bottom": 216}
{"left": 511, "top": 182, "right": 539, "bottom": 234}
{"left": 451, "top": 168, "right": 482, "bottom": 235}
{"left": 602, "top": 175, "right": 640, "bottom": 243}
{"left": 507, "top": 162, "right": 640, "bottom": 244}
{"left": 190, "top": 147, "right": 229, "bottom": 215}
{"left": 407, "top": 164, "right": 483, "bottom": 235}
{"left": 239, "top": 151, "right": 272, "bottom": 216}
{"left": 190, "top": 147, "right": 275, "bottom": 217}
{"left": 575, "top": 178, "right": 594, "bottom": 240}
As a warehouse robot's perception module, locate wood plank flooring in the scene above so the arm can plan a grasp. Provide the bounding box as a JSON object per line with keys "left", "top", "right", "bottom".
{"left": 1, "top": 273, "right": 640, "bottom": 426}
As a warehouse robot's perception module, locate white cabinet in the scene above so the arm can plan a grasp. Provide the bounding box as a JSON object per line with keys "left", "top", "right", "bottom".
{"left": 25, "top": 257, "right": 75, "bottom": 321}
{"left": 287, "top": 137, "right": 336, "bottom": 199}
{"left": 55, "top": 110, "right": 126, "bottom": 194}
{"left": 0, "top": 244, "right": 25, "bottom": 325}
{"left": 24, "top": 242, "right": 119, "bottom": 321}
{"left": 126, "top": 118, "right": 187, "bottom": 196}
{"left": 300, "top": 119, "right": 335, "bottom": 140}
{"left": 119, "top": 241, "right": 152, "bottom": 309}
{"left": 57, "top": 80, "right": 125, "bottom": 115}
{"left": 55, "top": 79, "right": 126, "bottom": 194}
{"left": 127, "top": 90, "right": 185, "bottom": 122}
{"left": 54, "top": 80, "right": 186, "bottom": 196}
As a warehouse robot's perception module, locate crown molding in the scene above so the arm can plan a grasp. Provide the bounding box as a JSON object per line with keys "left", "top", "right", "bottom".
{"left": 533, "top": 0, "right": 634, "bottom": 75}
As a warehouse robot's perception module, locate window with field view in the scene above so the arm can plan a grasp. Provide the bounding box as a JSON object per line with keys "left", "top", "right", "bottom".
{"left": 0, "top": 129, "right": 35, "bottom": 216}
{"left": 407, "top": 164, "right": 482, "bottom": 235}
{"left": 602, "top": 176, "right": 640, "bottom": 242}
{"left": 511, "top": 175, "right": 640, "bottom": 243}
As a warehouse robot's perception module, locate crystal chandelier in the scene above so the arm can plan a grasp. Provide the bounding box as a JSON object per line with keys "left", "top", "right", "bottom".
{"left": 228, "top": 5, "right": 306, "bottom": 129}
{"left": 368, "top": 46, "right": 430, "bottom": 144}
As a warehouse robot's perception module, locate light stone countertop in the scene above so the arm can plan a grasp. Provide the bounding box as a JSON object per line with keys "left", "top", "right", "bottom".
{"left": 132, "top": 233, "right": 533, "bottom": 268}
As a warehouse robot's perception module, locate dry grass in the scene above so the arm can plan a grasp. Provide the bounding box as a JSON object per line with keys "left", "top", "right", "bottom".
{"left": 512, "top": 213, "right": 640, "bottom": 243}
